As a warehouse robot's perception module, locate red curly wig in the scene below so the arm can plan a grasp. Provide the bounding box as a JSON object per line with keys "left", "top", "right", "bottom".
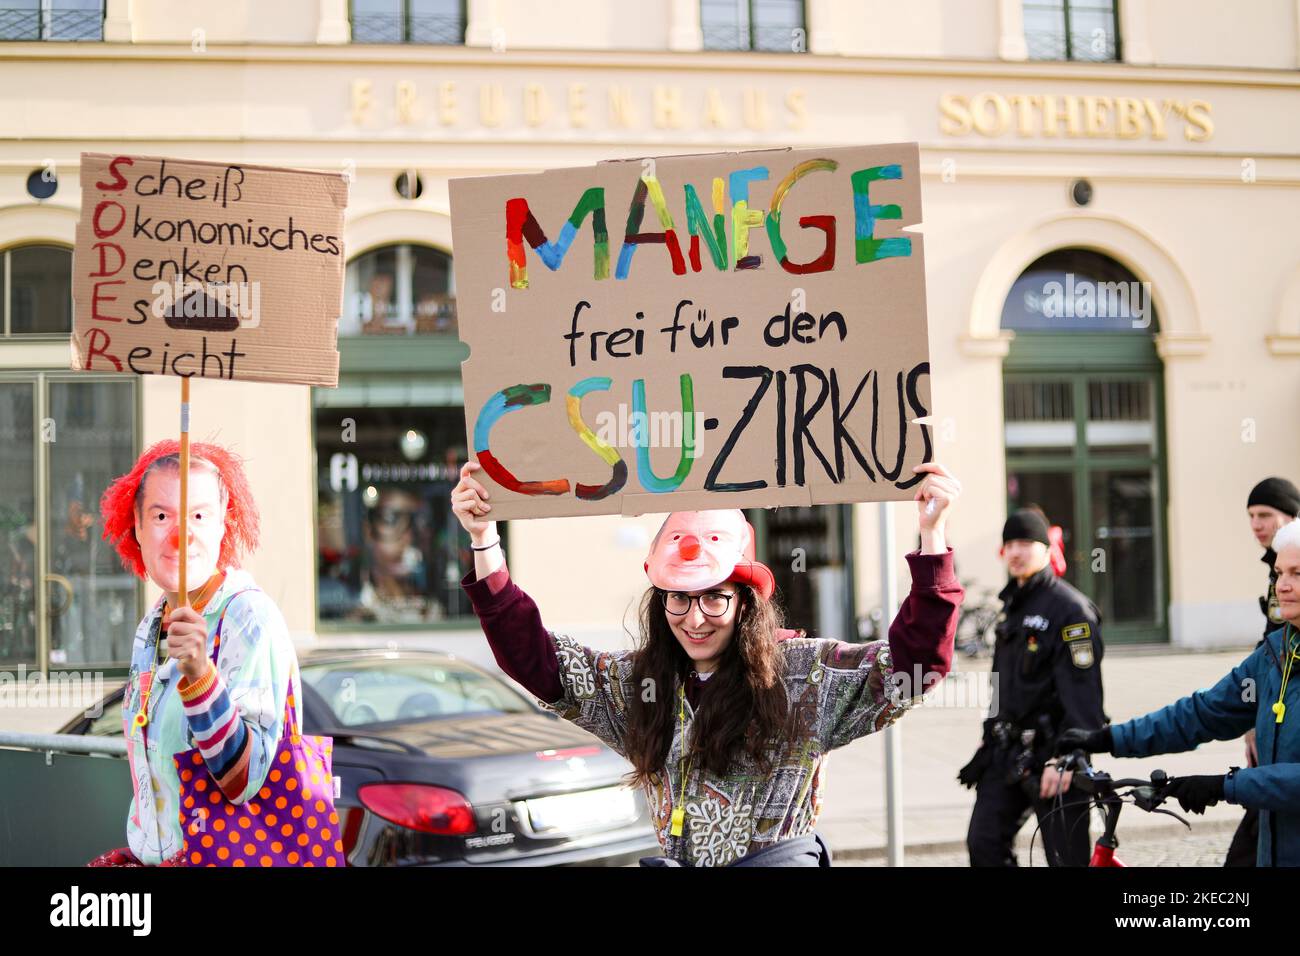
{"left": 100, "top": 440, "right": 261, "bottom": 579}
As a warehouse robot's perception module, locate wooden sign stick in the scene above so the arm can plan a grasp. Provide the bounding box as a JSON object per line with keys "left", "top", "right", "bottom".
{"left": 178, "top": 376, "right": 190, "bottom": 607}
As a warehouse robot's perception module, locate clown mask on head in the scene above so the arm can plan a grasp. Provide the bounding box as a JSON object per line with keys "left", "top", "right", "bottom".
{"left": 644, "top": 509, "right": 775, "bottom": 600}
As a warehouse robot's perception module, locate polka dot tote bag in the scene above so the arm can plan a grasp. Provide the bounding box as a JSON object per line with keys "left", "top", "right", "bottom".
{"left": 173, "top": 595, "right": 346, "bottom": 867}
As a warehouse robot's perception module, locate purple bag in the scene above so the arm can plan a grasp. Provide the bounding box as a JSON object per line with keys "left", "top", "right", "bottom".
{"left": 172, "top": 590, "right": 346, "bottom": 867}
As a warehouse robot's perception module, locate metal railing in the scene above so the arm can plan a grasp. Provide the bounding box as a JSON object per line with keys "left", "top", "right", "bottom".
{"left": 0, "top": 729, "right": 126, "bottom": 756}
{"left": 351, "top": 13, "right": 463, "bottom": 44}
{"left": 0, "top": 8, "right": 104, "bottom": 41}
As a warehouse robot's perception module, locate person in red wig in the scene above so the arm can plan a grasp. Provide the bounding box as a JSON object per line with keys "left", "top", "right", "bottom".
{"left": 88, "top": 440, "right": 299, "bottom": 866}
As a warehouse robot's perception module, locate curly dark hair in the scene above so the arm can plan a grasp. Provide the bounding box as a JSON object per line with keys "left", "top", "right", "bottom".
{"left": 624, "top": 584, "right": 789, "bottom": 787}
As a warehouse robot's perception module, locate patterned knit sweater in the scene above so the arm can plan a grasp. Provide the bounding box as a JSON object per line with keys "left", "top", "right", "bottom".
{"left": 463, "top": 550, "right": 962, "bottom": 866}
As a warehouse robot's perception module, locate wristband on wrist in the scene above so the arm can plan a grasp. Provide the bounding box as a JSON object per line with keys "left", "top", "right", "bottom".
{"left": 470, "top": 538, "right": 501, "bottom": 552}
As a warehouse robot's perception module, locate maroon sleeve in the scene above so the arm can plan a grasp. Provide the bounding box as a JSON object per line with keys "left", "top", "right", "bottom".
{"left": 887, "top": 549, "right": 963, "bottom": 696}
{"left": 461, "top": 564, "right": 564, "bottom": 703}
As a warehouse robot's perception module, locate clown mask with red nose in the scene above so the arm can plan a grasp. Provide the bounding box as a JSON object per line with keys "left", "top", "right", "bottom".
{"left": 644, "top": 509, "right": 775, "bottom": 600}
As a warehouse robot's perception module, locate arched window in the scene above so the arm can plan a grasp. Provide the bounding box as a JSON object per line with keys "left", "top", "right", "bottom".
{"left": 341, "top": 243, "right": 456, "bottom": 336}
{"left": 1001, "top": 249, "right": 1167, "bottom": 642}
{"left": 2, "top": 244, "right": 72, "bottom": 336}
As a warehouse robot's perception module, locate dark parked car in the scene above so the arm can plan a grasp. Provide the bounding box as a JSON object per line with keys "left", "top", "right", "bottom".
{"left": 59, "top": 648, "right": 658, "bottom": 866}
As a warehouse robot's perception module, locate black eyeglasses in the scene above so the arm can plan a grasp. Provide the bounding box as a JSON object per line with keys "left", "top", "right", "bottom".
{"left": 658, "top": 589, "right": 734, "bottom": 618}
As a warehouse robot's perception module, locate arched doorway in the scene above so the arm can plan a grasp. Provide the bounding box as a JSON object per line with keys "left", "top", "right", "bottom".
{"left": 1001, "top": 249, "right": 1169, "bottom": 644}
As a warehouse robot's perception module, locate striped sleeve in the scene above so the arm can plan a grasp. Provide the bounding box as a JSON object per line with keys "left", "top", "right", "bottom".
{"left": 178, "top": 662, "right": 251, "bottom": 799}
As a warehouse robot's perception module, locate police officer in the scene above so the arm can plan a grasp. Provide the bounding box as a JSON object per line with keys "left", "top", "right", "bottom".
{"left": 959, "top": 508, "right": 1106, "bottom": 867}
{"left": 1225, "top": 476, "right": 1299, "bottom": 866}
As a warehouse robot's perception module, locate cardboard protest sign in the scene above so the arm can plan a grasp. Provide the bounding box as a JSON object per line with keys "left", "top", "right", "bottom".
{"left": 71, "top": 153, "right": 349, "bottom": 388}
{"left": 449, "top": 143, "right": 931, "bottom": 520}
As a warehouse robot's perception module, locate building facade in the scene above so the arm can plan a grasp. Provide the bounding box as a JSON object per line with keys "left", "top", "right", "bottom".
{"left": 2, "top": 0, "right": 1298, "bottom": 675}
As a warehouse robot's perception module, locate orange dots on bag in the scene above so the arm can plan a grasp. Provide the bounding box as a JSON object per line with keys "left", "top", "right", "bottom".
{"left": 271, "top": 841, "right": 283, "bottom": 854}
{"left": 315, "top": 800, "right": 326, "bottom": 813}
{"left": 190, "top": 851, "right": 202, "bottom": 864}
{"left": 275, "top": 796, "right": 287, "bottom": 810}
{"left": 287, "top": 851, "right": 300, "bottom": 864}
{"left": 194, "top": 778, "right": 207, "bottom": 792}
{"left": 297, "top": 833, "right": 309, "bottom": 847}
{"left": 217, "top": 847, "right": 229, "bottom": 861}
{"left": 311, "top": 773, "right": 321, "bottom": 787}
{"left": 325, "top": 856, "right": 337, "bottom": 867}
{"left": 239, "top": 816, "right": 252, "bottom": 829}
{"left": 213, "top": 818, "right": 226, "bottom": 832}
{"left": 232, "top": 858, "right": 245, "bottom": 867}
{"left": 265, "top": 813, "right": 277, "bottom": 826}
{"left": 285, "top": 777, "right": 297, "bottom": 791}
{"left": 259, "top": 787, "right": 271, "bottom": 800}
{"left": 329, "top": 811, "right": 339, "bottom": 825}
{"left": 260, "top": 856, "right": 273, "bottom": 867}
{"left": 248, "top": 803, "right": 261, "bottom": 816}
{"left": 255, "top": 829, "right": 267, "bottom": 842}
{"left": 229, "top": 830, "right": 241, "bottom": 844}
{"left": 295, "top": 758, "right": 306, "bottom": 773}
{"left": 192, "top": 753, "right": 203, "bottom": 765}
{"left": 303, "top": 789, "right": 312, "bottom": 800}
{"left": 201, "top": 835, "right": 214, "bottom": 848}
{"left": 181, "top": 770, "right": 193, "bottom": 782}
{"left": 281, "top": 823, "right": 293, "bottom": 837}
{"left": 244, "top": 844, "right": 256, "bottom": 857}
{"left": 269, "top": 769, "right": 282, "bottom": 783}
{"left": 209, "top": 792, "right": 221, "bottom": 804}
{"left": 184, "top": 796, "right": 194, "bottom": 810}
{"left": 279, "top": 751, "right": 290, "bottom": 765}
{"left": 304, "top": 861, "right": 314, "bottom": 867}
{"left": 334, "top": 839, "right": 344, "bottom": 853}
{"left": 321, "top": 829, "right": 331, "bottom": 841}
{"left": 225, "top": 805, "right": 235, "bottom": 816}
{"left": 291, "top": 806, "right": 303, "bottom": 819}
{"left": 306, "top": 816, "right": 317, "bottom": 829}
{"left": 311, "top": 844, "right": 322, "bottom": 859}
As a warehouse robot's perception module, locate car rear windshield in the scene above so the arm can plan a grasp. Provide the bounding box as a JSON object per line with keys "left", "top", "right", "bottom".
{"left": 299, "top": 658, "right": 533, "bottom": 727}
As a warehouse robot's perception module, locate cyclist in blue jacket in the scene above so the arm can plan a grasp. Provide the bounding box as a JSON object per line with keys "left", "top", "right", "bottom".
{"left": 1057, "top": 521, "right": 1300, "bottom": 867}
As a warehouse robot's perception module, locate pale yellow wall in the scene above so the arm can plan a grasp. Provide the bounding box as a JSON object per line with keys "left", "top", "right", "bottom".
{"left": 128, "top": 0, "right": 324, "bottom": 44}
{"left": 1146, "top": 0, "right": 1298, "bottom": 70}
{"left": 4, "top": 4, "right": 1300, "bottom": 653}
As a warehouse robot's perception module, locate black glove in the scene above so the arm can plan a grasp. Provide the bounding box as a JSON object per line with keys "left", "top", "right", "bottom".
{"left": 958, "top": 747, "right": 992, "bottom": 789}
{"left": 1162, "top": 774, "right": 1226, "bottom": 815}
{"left": 1053, "top": 726, "right": 1113, "bottom": 758}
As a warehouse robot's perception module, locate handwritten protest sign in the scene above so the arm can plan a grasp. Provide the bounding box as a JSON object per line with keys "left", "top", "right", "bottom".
{"left": 71, "top": 153, "right": 348, "bottom": 388}
{"left": 449, "top": 143, "right": 931, "bottom": 520}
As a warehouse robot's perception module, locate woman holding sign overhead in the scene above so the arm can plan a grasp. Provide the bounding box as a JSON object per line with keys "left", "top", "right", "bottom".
{"left": 88, "top": 441, "right": 342, "bottom": 867}
{"left": 452, "top": 460, "right": 963, "bottom": 866}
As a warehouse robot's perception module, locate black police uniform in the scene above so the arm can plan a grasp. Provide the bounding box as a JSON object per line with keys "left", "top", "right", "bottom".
{"left": 1223, "top": 548, "right": 1284, "bottom": 867}
{"left": 965, "top": 564, "right": 1106, "bottom": 867}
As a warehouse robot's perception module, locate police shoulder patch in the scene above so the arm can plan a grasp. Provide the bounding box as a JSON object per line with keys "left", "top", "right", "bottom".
{"left": 1062, "top": 622, "right": 1092, "bottom": 642}
{"left": 1069, "top": 641, "right": 1095, "bottom": 669}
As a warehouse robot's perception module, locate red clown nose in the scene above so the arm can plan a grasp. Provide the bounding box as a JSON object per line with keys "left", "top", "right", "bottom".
{"left": 678, "top": 535, "right": 701, "bottom": 560}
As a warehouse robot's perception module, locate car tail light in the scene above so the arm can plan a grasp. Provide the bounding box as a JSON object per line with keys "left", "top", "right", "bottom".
{"left": 338, "top": 806, "right": 365, "bottom": 856}
{"left": 358, "top": 783, "right": 476, "bottom": 835}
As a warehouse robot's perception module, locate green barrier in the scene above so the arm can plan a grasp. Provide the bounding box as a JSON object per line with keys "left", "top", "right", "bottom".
{"left": 0, "top": 747, "right": 131, "bottom": 866}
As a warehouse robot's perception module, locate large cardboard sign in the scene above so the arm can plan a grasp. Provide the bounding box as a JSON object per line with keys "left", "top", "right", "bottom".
{"left": 449, "top": 143, "right": 931, "bottom": 520}
{"left": 72, "top": 153, "right": 349, "bottom": 388}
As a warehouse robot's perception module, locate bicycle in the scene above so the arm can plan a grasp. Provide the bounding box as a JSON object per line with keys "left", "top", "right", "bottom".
{"left": 1030, "top": 750, "right": 1191, "bottom": 867}
{"left": 955, "top": 581, "right": 1001, "bottom": 658}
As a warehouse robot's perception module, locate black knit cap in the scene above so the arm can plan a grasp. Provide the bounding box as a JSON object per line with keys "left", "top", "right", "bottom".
{"left": 1002, "top": 509, "right": 1051, "bottom": 546}
{"left": 1247, "top": 477, "right": 1300, "bottom": 518}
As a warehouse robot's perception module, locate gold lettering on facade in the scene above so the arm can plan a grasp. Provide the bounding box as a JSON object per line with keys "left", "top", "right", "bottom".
{"left": 480, "top": 83, "right": 506, "bottom": 127}
{"left": 351, "top": 79, "right": 373, "bottom": 126}
{"left": 653, "top": 85, "right": 685, "bottom": 129}
{"left": 939, "top": 91, "right": 1213, "bottom": 142}
{"left": 785, "top": 88, "right": 806, "bottom": 130}
{"left": 609, "top": 86, "right": 636, "bottom": 128}
{"left": 568, "top": 83, "right": 589, "bottom": 127}
{"left": 438, "top": 81, "right": 458, "bottom": 126}
{"left": 395, "top": 80, "right": 418, "bottom": 125}
{"left": 743, "top": 87, "right": 770, "bottom": 130}
{"left": 525, "top": 83, "right": 551, "bottom": 127}
{"left": 704, "top": 88, "right": 729, "bottom": 127}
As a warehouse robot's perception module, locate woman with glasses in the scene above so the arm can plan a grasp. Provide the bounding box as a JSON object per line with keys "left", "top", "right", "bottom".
{"left": 451, "top": 461, "right": 964, "bottom": 866}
